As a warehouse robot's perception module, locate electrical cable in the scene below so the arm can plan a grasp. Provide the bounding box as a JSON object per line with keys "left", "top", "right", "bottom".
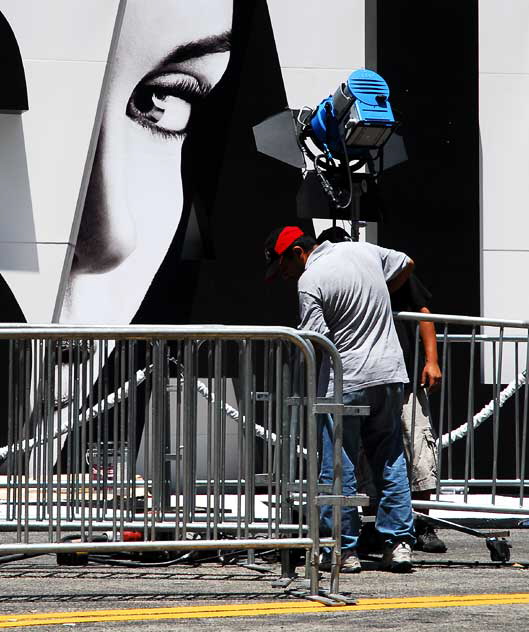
{"left": 0, "top": 553, "right": 46, "bottom": 565}
{"left": 336, "top": 135, "right": 354, "bottom": 209}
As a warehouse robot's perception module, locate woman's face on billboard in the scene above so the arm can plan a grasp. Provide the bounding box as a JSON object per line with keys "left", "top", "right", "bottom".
{"left": 61, "top": 0, "right": 232, "bottom": 324}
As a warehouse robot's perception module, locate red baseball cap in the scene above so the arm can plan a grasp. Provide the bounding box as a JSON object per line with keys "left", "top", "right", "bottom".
{"left": 264, "top": 226, "right": 304, "bottom": 281}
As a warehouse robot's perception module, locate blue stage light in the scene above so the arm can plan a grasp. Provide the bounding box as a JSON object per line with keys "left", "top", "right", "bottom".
{"left": 309, "top": 69, "right": 396, "bottom": 160}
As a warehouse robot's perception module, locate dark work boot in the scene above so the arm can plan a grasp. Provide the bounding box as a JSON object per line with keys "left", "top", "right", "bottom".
{"left": 357, "top": 522, "right": 385, "bottom": 558}
{"left": 414, "top": 520, "right": 447, "bottom": 553}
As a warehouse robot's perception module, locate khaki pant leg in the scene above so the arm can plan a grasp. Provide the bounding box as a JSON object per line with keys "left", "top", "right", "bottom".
{"left": 401, "top": 387, "right": 438, "bottom": 492}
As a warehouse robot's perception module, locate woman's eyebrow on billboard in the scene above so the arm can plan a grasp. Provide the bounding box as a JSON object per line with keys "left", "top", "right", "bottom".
{"left": 156, "top": 32, "right": 231, "bottom": 70}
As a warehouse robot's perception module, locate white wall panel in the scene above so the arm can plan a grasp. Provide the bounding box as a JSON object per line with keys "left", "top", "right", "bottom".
{"left": 482, "top": 251, "right": 529, "bottom": 320}
{"left": 480, "top": 1, "right": 529, "bottom": 386}
{"left": 0, "top": 0, "right": 120, "bottom": 62}
{"left": 0, "top": 243, "right": 71, "bottom": 322}
{"left": 480, "top": 74, "right": 529, "bottom": 251}
{"left": 482, "top": 250, "right": 529, "bottom": 383}
{"left": 267, "top": 0, "right": 364, "bottom": 70}
{"left": 21, "top": 60, "right": 107, "bottom": 243}
{"left": 280, "top": 67, "right": 358, "bottom": 110}
{"left": 479, "top": 0, "right": 529, "bottom": 74}
{"left": 0, "top": 114, "right": 35, "bottom": 243}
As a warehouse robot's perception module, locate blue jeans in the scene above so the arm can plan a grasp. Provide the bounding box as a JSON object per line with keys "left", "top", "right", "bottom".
{"left": 319, "top": 383, "right": 415, "bottom": 551}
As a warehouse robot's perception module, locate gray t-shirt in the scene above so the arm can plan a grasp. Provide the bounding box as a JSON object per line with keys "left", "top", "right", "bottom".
{"left": 298, "top": 240, "right": 409, "bottom": 395}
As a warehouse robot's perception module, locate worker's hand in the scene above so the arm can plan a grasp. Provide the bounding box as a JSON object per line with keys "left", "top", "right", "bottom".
{"left": 421, "top": 361, "right": 442, "bottom": 392}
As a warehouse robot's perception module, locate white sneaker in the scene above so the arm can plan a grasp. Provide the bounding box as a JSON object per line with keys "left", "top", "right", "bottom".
{"left": 319, "top": 549, "right": 362, "bottom": 574}
{"left": 341, "top": 550, "right": 362, "bottom": 574}
{"left": 381, "top": 541, "right": 412, "bottom": 573}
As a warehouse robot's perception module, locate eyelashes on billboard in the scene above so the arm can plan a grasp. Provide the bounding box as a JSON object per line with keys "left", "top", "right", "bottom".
{"left": 126, "top": 73, "right": 209, "bottom": 139}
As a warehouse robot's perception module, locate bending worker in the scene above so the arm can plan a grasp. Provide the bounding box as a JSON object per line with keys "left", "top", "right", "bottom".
{"left": 264, "top": 226, "right": 415, "bottom": 573}
{"left": 316, "top": 227, "right": 446, "bottom": 555}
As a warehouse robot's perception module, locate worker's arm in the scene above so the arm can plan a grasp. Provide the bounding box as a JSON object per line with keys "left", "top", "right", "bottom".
{"left": 298, "top": 290, "right": 330, "bottom": 338}
{"left": 418, "top": 306, "right": 442, "bottom": 391}
{"left": 388, "top": 258, "right": 415, "bottom": 294}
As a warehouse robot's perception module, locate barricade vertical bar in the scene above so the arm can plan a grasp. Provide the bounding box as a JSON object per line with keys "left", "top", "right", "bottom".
{"left": 174, "top": 341, "right": 182, "bottom": 541}
{"left": 182, "top": 340, "right": 192, "bottom": 535}
{"left": 86, "top": 340, "right": 94, "bottom": 540}
{"left": 55, "top": 340, "right": 63, "bottom": 541}
{"left": 274, "top": 341, "right": 282, "bottom": 540}
{"left": 143, "top": 342, "right": 152, "bottom": 540}
{"left": 190, "top": 341, "right": 199, "bottom": 524}
{"left": 205, "top": 341, "right": 213, "bottom": 540}
{"left": 119, "top": 340, "right": 127, "bottom": 533}
{"left": 410, "top": 322, "right": 420, "bottom": 469}
{"left": 96, "top": 340, "right": 104, "bottom": 521}
{"left": 157, "top": 339, "right": 165, "bottom": 519}
{"left": 318, "top": 340, "right": 341, "bottom": 595}
{"left": 289, "top": 354, "right": 299, "bottom": 496}
{"left": 15, "top": 341, "right": 24, "bottom": 537}
{"left": 79, "top": 341, "right": 88, "bottom": 540}
{"left": 11, "top": 340, "right": 18, "bottom": 534}
{"left": 279, "top": 348, "right": 291, "bottom": 578}
{"left": 33, "top": 340, "right": 42, "bottom": 524}
{"left": 236, "top": 341, "right": 244, "bottom": 540}
{"left": 151, "top": 340, "right": 162, "bottom": 521}
{"left": 72, "top": 342, "right": 81, "bottom": 516}
{"left": 265, "top": 341, "right": 274, "bottom": 539}
{"left": 463, "top": 327, "right": 476, "bottom": 502}
{"left": 213, "top": 339, "right": 222, "bottom": 541}
{"left": 447, "top": 342, "right": 453, "bottom": 479}
{"left": 128, "top": 340, "right": 137, "bottom": 523}
{"left": 491, "top": 340, "right": 497, "bottom": 493}
{"left": 243, "top": 340, "right": 255, "bottom": 563}
{"left": 262, "top": 340, "right": 269, "bottom": 486}
{"left": 23, "top": 341, "right": 31, "bottom": 541}
{"left": 11, "top": 341, "right": 17, "bottom": 532}
{"left": 6, "top": 340, "right": 14, "bottom": 521}
{"left": 220, "top": 354, "right": 228, "bottom": 523}
{"left": 436, "top": 325, "right": 449, "bottom": 499}
{"left": 514, "top": 342, "right": 521, "bottom": 480}
{"left": 162, "top": 340, "right": 172, "bottom": 516}
{"left": 298, "top": 351, "right": 305, "bottom": 541}
{"left": 45, "top": 340, "right": 54, "bottom": 527}
{"left": 35, "top": 341, "right": 42, "bottom": 523}
{"left": 34, "top": 341, "right": 41, "bottom": 524}
{"left": 492, "top": 327, "right": 504, "bottom": 503}
{"left": 303, "top": 338, "right": 319, "bottom": 596}
{"left": 14, "top": 342, "right": 22, "bottom": 532}
{"left": 520, "top": 329, "right": 529, "bottom": 507}
{"left": 111, "top": 342, "right": 120, "bottom": 534}
{"left": 469, "top": 333, "right": 476, "bottom": 481}
{"left": 34, "top": 340, "right": 43, "bottom": 521}
{"left": 65, "top": 340, "right": 73, "bottom": 522}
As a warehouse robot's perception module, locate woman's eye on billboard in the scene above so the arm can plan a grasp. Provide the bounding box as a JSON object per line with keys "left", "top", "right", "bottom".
{"left": 127, "top": 74, "right": 208, "bottom": 138}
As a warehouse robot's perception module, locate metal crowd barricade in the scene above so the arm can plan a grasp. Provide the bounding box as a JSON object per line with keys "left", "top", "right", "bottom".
{"left": 0, "top": 324, "right": 357, "bottom": 599}
{"left": 394, "top": 312, "right": 529, "bottom": 523}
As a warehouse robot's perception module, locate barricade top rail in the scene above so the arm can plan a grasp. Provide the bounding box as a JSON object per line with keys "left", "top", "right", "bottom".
{"left": 394, "top": 311, "right": 529, "bottom": 329}
{"left": 435, "top": 335, "right": 529, "bottom": 343}
{"left": 0, "top": 324, "right": 312, "bottom": 342}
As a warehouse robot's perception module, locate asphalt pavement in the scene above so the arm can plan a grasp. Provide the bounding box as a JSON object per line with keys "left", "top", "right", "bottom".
{"left": 0, "top": 528, "right": 528, "bottom": 630}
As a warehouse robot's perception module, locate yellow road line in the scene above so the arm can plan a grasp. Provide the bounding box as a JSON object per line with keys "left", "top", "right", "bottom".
{"left": 0, "top": 593, "right": 528, "bottom": 628}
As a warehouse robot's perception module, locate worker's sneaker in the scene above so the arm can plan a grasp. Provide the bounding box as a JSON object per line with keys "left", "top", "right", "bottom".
{"left": 320, "top": 550, "right": 361, "bottom": 574}
{"left": 381, "top": 541, "right": 412, "bottom": 573}
{"left": 341, "top": 550, "right": 362, "bottom": 574}
{"left": 415, "top": 524, "right": 447, "bottom": 553}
